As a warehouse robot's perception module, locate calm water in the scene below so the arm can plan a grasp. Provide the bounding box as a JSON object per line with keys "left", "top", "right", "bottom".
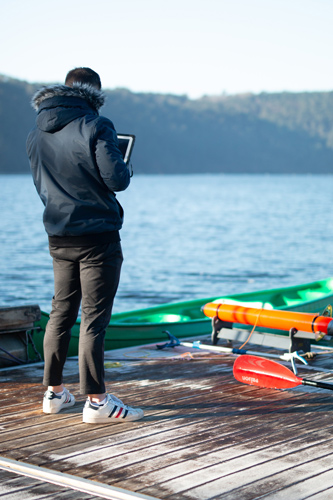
{"left": 1, "top": 174, "right": 333, "bottom": 313}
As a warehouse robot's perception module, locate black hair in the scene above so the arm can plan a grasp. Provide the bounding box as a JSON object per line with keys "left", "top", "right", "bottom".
{"left": 65, "top": 67, "right": 101, "bottom": 90}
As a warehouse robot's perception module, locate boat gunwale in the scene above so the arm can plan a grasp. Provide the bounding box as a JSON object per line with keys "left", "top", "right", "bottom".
{"left": 37, "top": 277, "right": 333, "bottom": 329}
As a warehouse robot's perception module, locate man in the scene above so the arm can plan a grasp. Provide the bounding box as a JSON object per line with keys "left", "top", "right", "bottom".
{"left": 27, "top": 67, "right": 143, "bottom": 424}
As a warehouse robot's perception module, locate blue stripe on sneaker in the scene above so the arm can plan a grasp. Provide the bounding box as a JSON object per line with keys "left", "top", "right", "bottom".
{"left": 47, "top": 392, "right": 62, "bottom": 400}
{"left": 108, "top": 405, "right": 118, "bottom": 418}
{"left": 122, "top": 409, "right": 128, "bottom": 419}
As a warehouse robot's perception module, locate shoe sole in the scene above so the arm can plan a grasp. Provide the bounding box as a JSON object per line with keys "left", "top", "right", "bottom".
{"left": 82, "top": 412, "right": 144, "bottom": 424}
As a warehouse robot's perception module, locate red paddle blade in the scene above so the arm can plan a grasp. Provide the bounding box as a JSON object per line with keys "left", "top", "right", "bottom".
{"left": 233, "top": 355, "right": 302, "bottom": 389}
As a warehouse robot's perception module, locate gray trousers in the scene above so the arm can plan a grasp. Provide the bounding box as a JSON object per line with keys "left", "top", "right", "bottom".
{"left": 43, "top": 242, "right": 123, "bottom": 394}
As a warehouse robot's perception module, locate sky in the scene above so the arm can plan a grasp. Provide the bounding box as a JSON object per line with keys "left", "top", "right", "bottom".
{"left": 0, "top": 0, "right": 332, "bottom": 99}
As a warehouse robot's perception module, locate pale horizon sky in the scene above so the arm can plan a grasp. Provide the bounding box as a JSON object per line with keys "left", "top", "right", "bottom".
{"left": 0, "top": 0, "right": 332, "bottom": 99}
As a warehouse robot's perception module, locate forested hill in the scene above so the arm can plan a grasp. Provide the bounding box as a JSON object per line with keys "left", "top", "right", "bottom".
{"left": 1, "top": 74, "right": 333, "bottom": 174}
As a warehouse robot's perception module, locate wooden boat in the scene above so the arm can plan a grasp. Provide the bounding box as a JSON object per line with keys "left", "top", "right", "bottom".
{"left": 31, "top": 278, "right": 333, "bottom": 358}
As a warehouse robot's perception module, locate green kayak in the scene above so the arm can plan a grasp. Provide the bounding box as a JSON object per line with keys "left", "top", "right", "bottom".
{"left": 32, "top": 277, "right": 333, "bottom": 358}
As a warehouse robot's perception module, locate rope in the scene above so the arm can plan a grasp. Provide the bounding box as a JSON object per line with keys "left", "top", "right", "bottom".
{"left": 238, "top": 307, "right": 263, "bottom": 350}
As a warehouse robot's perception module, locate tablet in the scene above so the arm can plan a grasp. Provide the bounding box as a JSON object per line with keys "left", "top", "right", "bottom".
{"left": 117, "top": 134, "right": 136, "bottom": 165}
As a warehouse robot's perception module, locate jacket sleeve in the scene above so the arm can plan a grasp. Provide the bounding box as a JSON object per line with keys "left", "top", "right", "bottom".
{"left": 94, "top": 117, "right": 131, "bottom": 192}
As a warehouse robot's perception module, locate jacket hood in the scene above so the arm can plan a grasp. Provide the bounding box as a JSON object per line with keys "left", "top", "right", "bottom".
{"left": 31, "top": 83, "right": 106, "bottom": 133}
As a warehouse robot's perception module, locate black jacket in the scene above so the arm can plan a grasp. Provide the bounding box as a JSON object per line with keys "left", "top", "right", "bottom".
{"left": 26, "top": 84, "right": 130, "bottom": 240}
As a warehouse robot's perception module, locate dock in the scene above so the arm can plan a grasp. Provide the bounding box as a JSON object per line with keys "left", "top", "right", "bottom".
{"left": 0, "top": 337, "right": 333, "bottom": 499}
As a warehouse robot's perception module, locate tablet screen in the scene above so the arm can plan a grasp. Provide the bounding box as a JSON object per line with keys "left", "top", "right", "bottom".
{"left": 117, "top": 134, "right": 136, "bottom": 165}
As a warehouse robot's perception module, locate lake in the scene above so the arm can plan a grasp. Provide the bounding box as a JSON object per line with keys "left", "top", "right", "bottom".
{"left": 1, "top": 174, "right": 333, "bottom": 314}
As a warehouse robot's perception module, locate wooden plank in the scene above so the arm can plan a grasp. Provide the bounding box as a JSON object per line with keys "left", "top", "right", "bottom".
{"left": 11, "top": 386, "right": 306, "bottom": 464}
{"left": 1, "top": 390, "right": 311, "bottom": 458}
{"left": 137, "top": 448, "right": 333, "bottom": 499}
{"left": 0, "top": 457, "right": 160, "bottom": 500}
{"left": 233, "top": 468, "right": 333, "bottom": 500}
{"left": 37, "top": 395, "right": 332, "bottom": 465}
{"left": 0, "top": 347, "right": 333, "bottom": 499}
{"left": 0, "top": 365, "right": 280, "bottom": 443}
{"left": 163, "top": 454, "right": 333, "bottom": 500}
{"left": 0, "top": 469, "right": 95, "bottom": 499}
{"left": 114, "top": 424, "right": 333, "bottom": 493}
{"left": 0, "top": 360, "right": 326, "bottom": 450}
{"left": 0, "top": 467, "right": 99, "bottom": 498}
{"left": 305, "top": 487, "right": 333, "bottom": 500}
{"left": 0, "top": 305, "right": 41, "bottom": 331}
{"left": 43, "top": 491, "right": 98, "bottom": 499}
{"left": 0, "top": 381, "right": 296, "bottom": 448}
{"left": 88, "top": 418, "right": 333, "bottom": 487}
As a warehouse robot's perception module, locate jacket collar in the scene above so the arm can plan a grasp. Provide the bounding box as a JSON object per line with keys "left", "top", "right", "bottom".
{"left": 31, "top": 83, "right": 105, "bottom": 112}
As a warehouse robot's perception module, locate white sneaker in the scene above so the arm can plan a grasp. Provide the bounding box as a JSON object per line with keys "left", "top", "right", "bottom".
{"left": 82, "top": 394, "right": 144, "bottom": 424}
{"left": 43, "top": 388, "right": 75, "bottom": 414}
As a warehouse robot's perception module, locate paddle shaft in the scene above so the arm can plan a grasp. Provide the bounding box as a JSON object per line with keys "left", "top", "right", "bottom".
{"left": 302, "top": 378, "right": 333, "bottom": 391}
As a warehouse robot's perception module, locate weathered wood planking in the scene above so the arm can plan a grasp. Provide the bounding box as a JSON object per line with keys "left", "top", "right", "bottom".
{"left": 0, "top": 344, "right": 333, "bottom": 500}
{"left": 0, "top": 468, "right": 97, "bottom": 499}
{"left": 0, "top": 305, "right": 41, "bottom": 331}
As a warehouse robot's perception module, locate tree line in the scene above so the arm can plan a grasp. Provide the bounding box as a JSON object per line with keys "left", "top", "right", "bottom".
{"left": 1, "top": 74, "right": 333, "bottom": 174}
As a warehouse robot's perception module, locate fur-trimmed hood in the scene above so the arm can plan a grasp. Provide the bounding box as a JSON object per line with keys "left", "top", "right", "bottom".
{"left": 31, "top": 83, "right": 105, "bottom": 111}
{"left": 31, "top": 83, "right": 105, "bottom": 133}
